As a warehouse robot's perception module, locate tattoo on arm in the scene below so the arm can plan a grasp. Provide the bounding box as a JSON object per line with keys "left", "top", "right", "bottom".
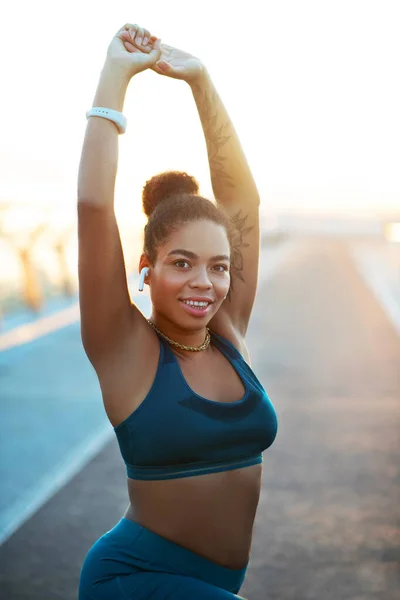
{"left": 227, "top": 211, "right": 254, "bottom": 301}
{"left": 193, "top": 87, "right": 256, "bottom": 301}
{"left": 194, "top": 85, "right": 235, "bottom": 190}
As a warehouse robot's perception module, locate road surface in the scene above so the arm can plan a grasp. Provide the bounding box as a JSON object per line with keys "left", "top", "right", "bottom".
{"left": 0, "top": 237, "right": 399, "bottom": 599}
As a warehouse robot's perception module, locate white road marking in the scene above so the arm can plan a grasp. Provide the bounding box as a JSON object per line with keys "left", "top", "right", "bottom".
{"left": 0, "top": 276, "right": 143, "bottom": 353}
{"left": 0, "top": 425, "right": 114, "bottom": 546}
{"left": 0, "top": 303, "right": 80, "bottom": 352}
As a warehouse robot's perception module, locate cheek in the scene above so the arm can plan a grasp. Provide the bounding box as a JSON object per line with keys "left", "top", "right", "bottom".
{"left": 151, "top": 272, "right": 184, "bottom": 297}
{"left": 214, "top": 273, "right": 231, "bottom": 296}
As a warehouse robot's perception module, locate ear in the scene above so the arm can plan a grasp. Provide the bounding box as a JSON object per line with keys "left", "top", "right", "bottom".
{"left": 138, "top": 254, "right": 151, "bottom": 280}
{"left": 139, "top": 253, "right": 149, "bottom": 270}
{"left": 138, "top": 255, "right": 151, "bottom": 292}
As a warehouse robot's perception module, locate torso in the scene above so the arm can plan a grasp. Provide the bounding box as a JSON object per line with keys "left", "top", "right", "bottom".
{"left": 123, "top": 462, "right": 262, "bottom": 568}
{"left": 97, "top": 318, "right": 262, "bottom": 569}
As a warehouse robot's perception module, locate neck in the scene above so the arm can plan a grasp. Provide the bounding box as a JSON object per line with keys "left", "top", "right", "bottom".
{"left": 147, "top": 317, "right": 210, "bottom": 352}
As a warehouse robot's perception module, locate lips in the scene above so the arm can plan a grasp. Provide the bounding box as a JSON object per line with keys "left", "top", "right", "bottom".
{"left": 180, "top": 297, "right": 214, "bottom": 304}
{"left": 179, "top": 299, "right": 214, "bottom": 317}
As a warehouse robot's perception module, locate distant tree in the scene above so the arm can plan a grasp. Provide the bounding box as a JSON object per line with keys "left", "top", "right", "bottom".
{"left": 0, "top": 215, "right": 47, "bottom": 313}
{"left": 53, "top": 225, "right": 75, "bottom": 297}
{"left": 16, "top": 223, "right": 47, "bottom": 311}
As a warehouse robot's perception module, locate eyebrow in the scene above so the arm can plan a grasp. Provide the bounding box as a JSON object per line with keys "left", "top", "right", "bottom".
{"left": 167, "top": 249, "right": 230, "bottom": 262}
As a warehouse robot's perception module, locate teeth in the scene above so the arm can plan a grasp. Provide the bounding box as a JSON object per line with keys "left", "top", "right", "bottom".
{"left": 183, "top": 300, "right": 209, "bottom": 307}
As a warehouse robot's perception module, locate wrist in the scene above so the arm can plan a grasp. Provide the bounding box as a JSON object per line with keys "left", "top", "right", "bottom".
{"left": 188, "top": 65, "right": 210, "bottom": 88}
{"left": 101, "top": 59, "right": 133, "bottom": 85}
{"left": 93, "top": 61, "right": 133, "bottom": 112}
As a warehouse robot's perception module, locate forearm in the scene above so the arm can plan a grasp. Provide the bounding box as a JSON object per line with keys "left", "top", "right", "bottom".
{"left": 77, "top": 62, "right": 131, "bottom": 209}
{"left": 190, "top": 69, "right": 260, "bottom": 207}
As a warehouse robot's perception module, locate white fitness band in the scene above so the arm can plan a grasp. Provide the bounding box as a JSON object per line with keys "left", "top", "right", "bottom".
{"left": 86, "top": 107, "right": 127, "bottom": 134}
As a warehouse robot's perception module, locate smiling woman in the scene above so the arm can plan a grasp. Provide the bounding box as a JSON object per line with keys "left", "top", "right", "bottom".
{"left": 141, "top": 213, "right": 231, "bottom": 347}
{"left": 138, "top": 170, "right": 232, "bottom": 341}
{"left": 77, "top": 21, "right": 277, "bottom": 600}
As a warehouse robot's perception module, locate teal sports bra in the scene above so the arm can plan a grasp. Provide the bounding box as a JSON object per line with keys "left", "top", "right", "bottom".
{"left": 114, "top": 329, "right": 278, "bottom": 480}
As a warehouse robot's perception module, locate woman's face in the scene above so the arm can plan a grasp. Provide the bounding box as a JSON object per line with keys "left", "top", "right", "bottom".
{"left": 145, "top": 220, "right": 231, "bottom": 328}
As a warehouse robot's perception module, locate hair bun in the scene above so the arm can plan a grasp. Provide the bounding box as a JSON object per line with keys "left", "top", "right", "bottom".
{"left": 142, "top": 171, "right": 199, "bottom": 218}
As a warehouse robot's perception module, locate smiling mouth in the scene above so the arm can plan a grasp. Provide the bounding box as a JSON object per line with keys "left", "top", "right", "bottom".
{"left": 181, "top": 300, "right": 211, "bottom": 310}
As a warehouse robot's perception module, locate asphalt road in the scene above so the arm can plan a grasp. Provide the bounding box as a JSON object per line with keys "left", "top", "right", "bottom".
{"left": 1, "top": 237, "right": 399, "bottom": 599}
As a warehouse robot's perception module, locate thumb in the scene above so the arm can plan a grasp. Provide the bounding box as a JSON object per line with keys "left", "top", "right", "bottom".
{"left": 155, "top": 60, "right": 172, "bottom": 73}
{"left": 148, "top": 38, "right": 162, "bottom": 62}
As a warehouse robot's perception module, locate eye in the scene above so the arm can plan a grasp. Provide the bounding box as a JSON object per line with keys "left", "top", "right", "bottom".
{"left": 213, "top": 264, "right": 229, "bottom": 272}
{"left": 174, "top": 260, "right": 190, "bottom": 268}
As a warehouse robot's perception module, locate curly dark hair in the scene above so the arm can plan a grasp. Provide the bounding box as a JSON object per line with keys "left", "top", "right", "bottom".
{"left": 142, "top": 171, "right": 234, "bottom": 265}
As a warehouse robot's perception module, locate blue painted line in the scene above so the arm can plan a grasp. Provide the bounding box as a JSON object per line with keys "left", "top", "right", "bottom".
{"left": 0, "top": 294, "right": 79, "bottom": 333}
{"left": 0, "top": 272, "right": 140, "bottom": 336}
{"left": 0, "top": 286, "right": 151, "bottom": 546}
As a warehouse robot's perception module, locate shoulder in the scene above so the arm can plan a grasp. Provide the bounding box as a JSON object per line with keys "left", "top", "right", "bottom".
{"left": 209, "top": 315, "right": 251, "bottom": 365}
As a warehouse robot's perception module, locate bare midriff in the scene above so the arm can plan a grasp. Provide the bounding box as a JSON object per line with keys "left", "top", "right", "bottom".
{"left": 122, "top": 462, "right": 262, "bottom": 570}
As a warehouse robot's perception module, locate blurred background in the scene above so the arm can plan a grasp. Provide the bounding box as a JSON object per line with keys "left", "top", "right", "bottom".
{"left": 0, "top": 1, "right": 399, "bottom": 599}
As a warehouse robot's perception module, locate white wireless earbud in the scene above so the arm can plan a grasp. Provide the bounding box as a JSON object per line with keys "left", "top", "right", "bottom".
{"left": 138, "top": 267, "right": 149, "bottom": 291}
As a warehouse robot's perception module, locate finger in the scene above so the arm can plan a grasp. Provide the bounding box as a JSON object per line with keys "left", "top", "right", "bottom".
{"left": 155, "top": 60, "right": 171, "bottom": 74}
{"left": 148, "top": 38, "right": 162, "bottom": 61}
{"left": 124, "top": 31, "right": 152, "bottom": 54}
{"left": 154, "top": 60, "right": 184, "bottom": 80}
{"left": 136, "top": 31, "right": 154, "bottom": 54}
{"left": 121, "top": 28, "right": 154, "bottom": 54}
{"left": 120, "top": 30, "right": 132, "bottom": 43}
{"left": 152, "top": 63, "right": 168, "bottom": 76}
{"left": 128, "top": 24, "right": 138, "bottom": 42}
{"left": 159, "top": 43, "right": 172, "bottom": 53}
{"left": 120, "top": 23, "right": 132, "bottom": 34}
{"left": 142, "top": 29, "right": 151, "bottom": 46}
{"left": 120, "top": 30, "right": 140, "bottom": 51}
{"left": 123, "top": 40, "right": 137, "bottom": 53}
{"left": 135, "top": 26, "right": 145, "bottom": 46}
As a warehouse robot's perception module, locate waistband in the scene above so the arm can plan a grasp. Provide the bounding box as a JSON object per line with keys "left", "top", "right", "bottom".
{"left": 106, "top": 517, "right": 248, "bottom": 593}
{"left": 126, "top": 453, "right": 263, "bottom": 480}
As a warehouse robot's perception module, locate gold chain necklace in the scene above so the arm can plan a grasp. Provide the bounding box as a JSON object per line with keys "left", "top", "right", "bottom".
{"left": 147, "top": 319, "right": 211, "bottom": 352}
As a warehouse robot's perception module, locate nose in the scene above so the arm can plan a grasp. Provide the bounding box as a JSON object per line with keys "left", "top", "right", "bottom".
{"left": 189, "top": 266, "right": 212, "bottom": 289}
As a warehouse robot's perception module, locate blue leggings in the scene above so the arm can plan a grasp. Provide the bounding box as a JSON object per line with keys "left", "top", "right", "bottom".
{"left": 79, "top": 517, "right": 248, "bottom": 599}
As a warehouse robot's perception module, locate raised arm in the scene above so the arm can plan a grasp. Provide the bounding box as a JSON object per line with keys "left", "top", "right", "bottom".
{"left": 147, "top": 46, "right": 261, "bottom": 336}
{"left": 189, "top": 70, "right": 260, "bottom": 332}
{"left": 78, "top": 24, "right": 160, "bottom": 367}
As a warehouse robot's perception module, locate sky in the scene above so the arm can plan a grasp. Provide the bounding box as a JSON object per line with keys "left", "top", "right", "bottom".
{"left": 0, "top": 0, "right": 399, "bottom": 238}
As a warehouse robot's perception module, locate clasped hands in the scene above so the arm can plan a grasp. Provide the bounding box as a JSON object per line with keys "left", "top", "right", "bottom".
{"left": 106, "top": 23, "right": 205, "bottom": 84}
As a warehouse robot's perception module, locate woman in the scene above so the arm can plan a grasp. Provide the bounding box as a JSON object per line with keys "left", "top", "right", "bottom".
{"left": 78, "top": 23, "right": 278, "bottom": 600}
